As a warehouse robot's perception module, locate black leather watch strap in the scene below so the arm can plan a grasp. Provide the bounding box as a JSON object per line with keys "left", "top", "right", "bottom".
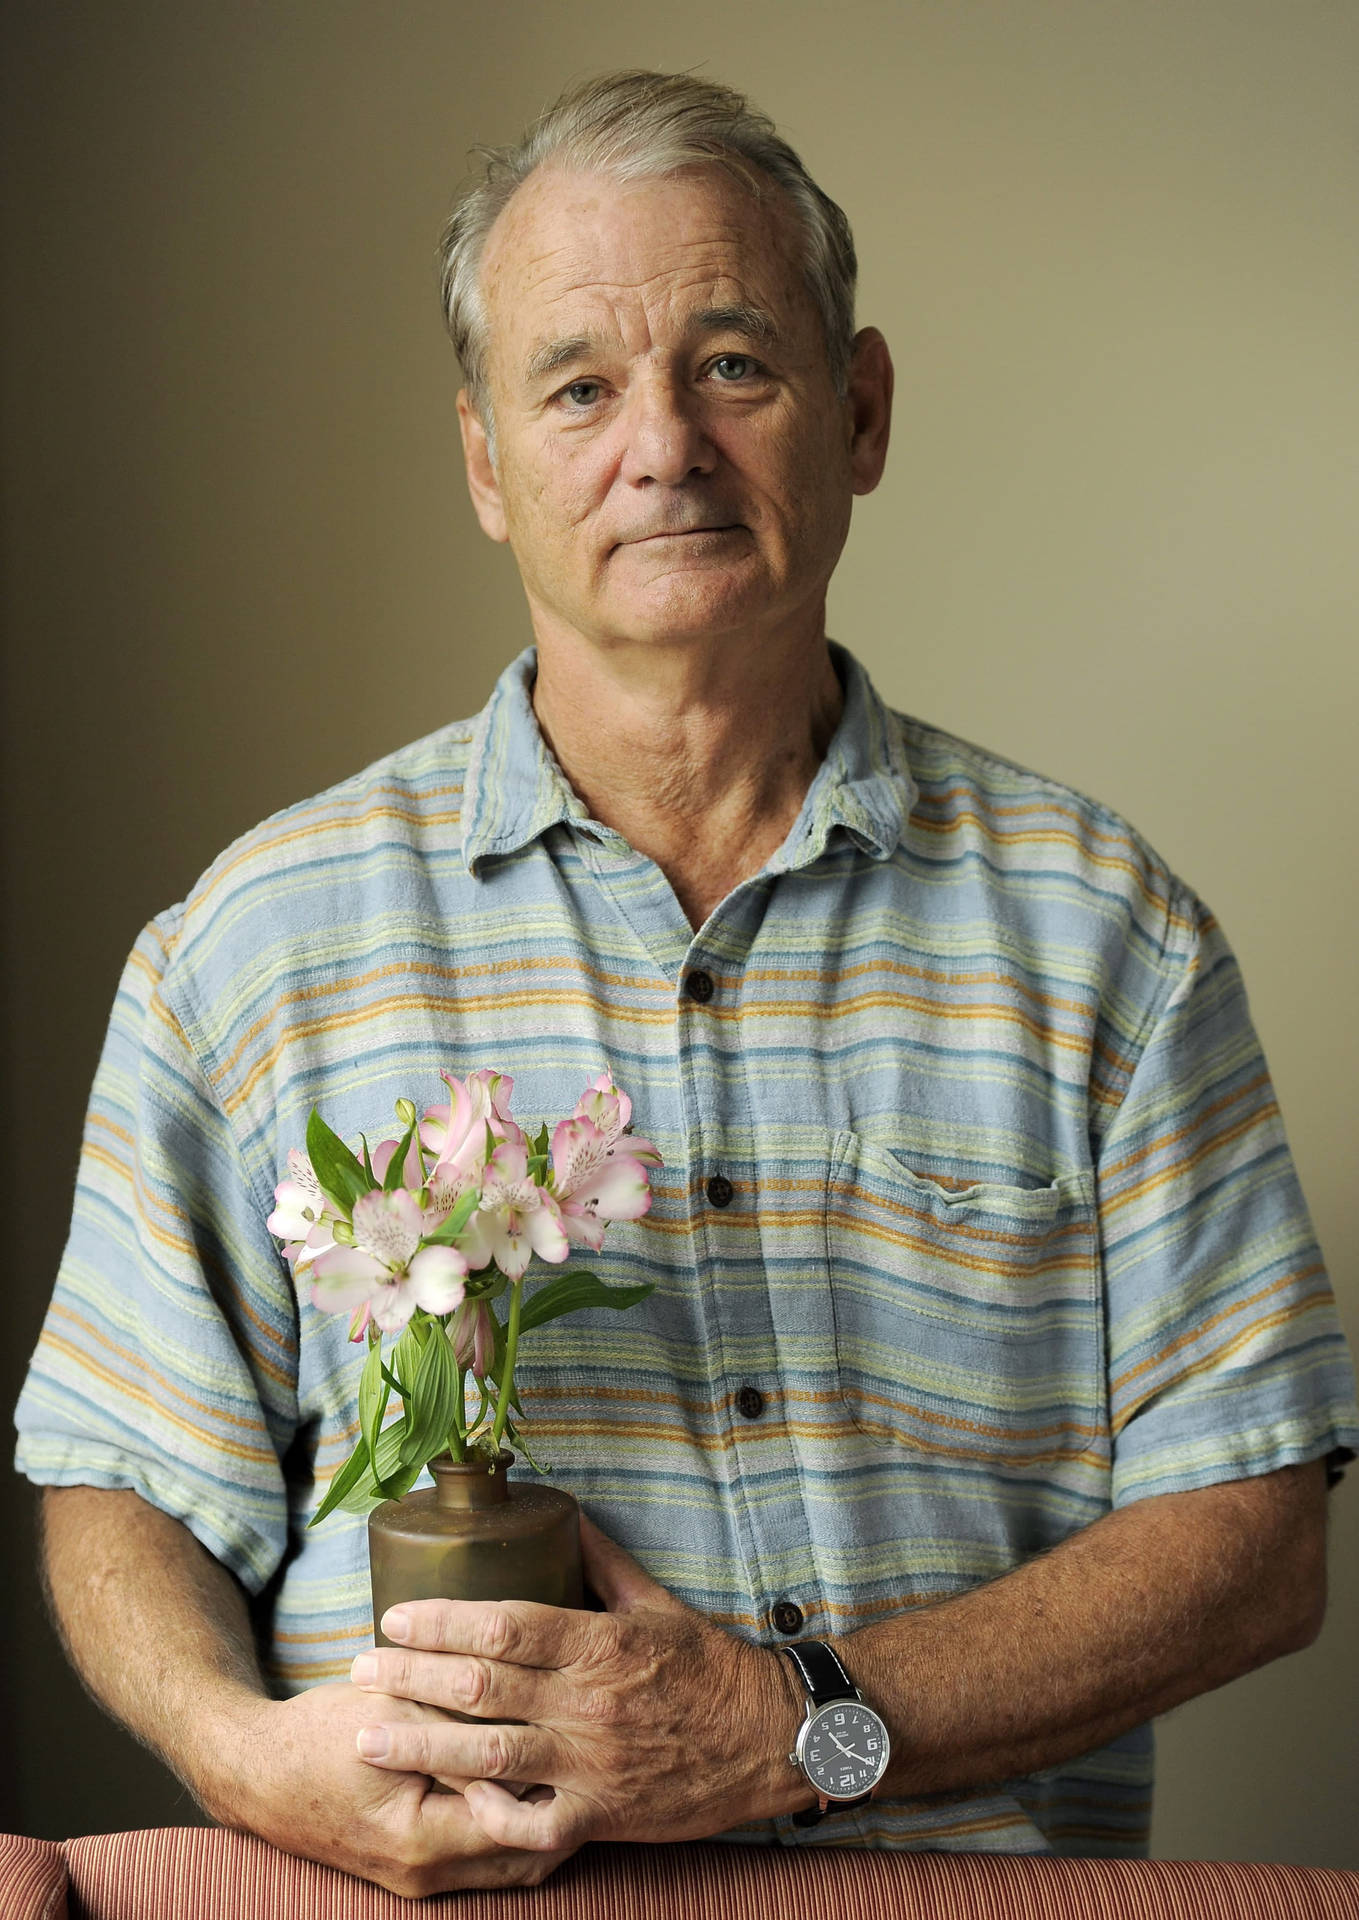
{"left": 781, "top": 1638, "right": 858, "bottom": 1707}
{"left": 783, "top": 1640, "right": 874, "bottom": 1827}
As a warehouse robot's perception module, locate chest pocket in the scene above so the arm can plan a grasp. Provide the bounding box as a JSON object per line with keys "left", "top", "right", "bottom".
{"left": 824, "top": 1131, "right": 1108, "bottom": 1493}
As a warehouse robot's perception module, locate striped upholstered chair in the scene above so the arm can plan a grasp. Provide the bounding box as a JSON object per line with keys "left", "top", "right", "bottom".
{"left": 2, "top": 1829, "right": 1356, "bottom": 1919}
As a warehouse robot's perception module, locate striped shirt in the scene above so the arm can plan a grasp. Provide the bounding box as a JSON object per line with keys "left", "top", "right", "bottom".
{"left": 15, "top": 643, "right": 1358, "bottom": 1857}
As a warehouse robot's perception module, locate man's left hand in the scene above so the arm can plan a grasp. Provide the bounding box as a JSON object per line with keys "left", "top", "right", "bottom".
{"left": 349, "top": 1513, "right": 805, "bottom": 1849}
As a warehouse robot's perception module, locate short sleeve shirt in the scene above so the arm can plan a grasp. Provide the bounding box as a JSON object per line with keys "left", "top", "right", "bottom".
{"left": 15, "top": 643, "right": 1358, "bottom": 1858}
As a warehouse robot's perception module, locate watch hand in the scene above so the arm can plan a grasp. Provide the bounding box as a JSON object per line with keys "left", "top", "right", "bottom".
{"left": 827, "top": 1730, "right": 871, "bottom": 1765}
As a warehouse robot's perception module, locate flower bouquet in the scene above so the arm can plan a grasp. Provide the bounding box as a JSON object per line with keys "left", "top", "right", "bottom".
{"left": 268, "top": 1069, "right": 661, "bottom": 1528}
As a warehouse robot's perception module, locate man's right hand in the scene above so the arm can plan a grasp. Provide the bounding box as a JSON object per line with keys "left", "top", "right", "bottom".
{"left": 39, "top": 1487, "right": 575, "bottom": 1900}
{"left": 210, "top": 1681, "right": 577, "bottom": 1898}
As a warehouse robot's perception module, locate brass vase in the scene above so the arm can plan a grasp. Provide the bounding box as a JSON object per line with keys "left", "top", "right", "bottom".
{"left": 368, "top": 1450, "right": 583, "bottom": 1645}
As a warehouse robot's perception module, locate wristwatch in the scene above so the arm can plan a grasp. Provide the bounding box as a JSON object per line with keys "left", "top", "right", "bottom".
{"left": 781, "top": 1639, "right": 891, "bottom": 1826}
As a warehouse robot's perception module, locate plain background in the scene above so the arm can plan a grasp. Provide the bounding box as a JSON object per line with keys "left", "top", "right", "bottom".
{"left": 2, "top": 0, "right": 1356, "bottom": 1866}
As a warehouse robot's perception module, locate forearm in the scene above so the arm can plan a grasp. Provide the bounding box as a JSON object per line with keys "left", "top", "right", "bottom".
{"left": 40, "top": 1484, "right": 268, "bottom": 1817}
{"left": 40, "top": 1485, "right": 576, "bottom": 1894}
{"left": 836, "top": 1461, "right": 1327, "bottom": 1800}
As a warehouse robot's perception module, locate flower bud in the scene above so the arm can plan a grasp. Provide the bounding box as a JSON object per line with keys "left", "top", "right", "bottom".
{"left": 331, "top": 1219, "right": 356, "bottom": 1246}
{"left": 395, "top": 1098, "right": 417, "bottom": 1128}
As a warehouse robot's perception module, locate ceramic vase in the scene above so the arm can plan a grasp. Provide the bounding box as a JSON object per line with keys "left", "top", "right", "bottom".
{"left": 367, "top": 1450, "right": 583, "bottom": 1644}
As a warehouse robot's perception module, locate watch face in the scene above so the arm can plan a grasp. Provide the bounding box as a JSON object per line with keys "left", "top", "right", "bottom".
{"left": 797, "top": 1700, "right": 891, "bottom": 1801}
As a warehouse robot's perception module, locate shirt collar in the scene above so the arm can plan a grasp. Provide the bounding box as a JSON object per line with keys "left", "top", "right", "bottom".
{"left": 460, "top": 641, "right": 916, "bottom": 877}
{"left": 461, "top": 647, "right": 589, "bottom": 874}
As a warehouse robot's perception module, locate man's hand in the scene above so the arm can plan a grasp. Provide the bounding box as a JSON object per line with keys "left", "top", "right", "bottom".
{"left": 349, "top": 1514, "right": 805, "bottom": 1850}
{"left": 216, "top": 1682, "right": 578, "bottom": 1898}
{"left": 39, "top": 1487, "right": 577, "bottom": 1900}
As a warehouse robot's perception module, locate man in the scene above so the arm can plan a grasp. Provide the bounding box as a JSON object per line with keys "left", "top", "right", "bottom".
{"left": 18, "top": 69, "right": 1358, "bottom": 1898}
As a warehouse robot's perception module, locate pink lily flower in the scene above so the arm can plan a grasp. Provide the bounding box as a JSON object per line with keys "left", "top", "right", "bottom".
{"left": 550, "top": 1115, "right": 656, "bottom": 1251}
{"left": 545, "top": 1073, "right": 663, "bottom": 1251}
{"left": 457, "top": 1136, "right": 570, "bottom": 1281}
{"left": 571, "top": 1072, "right": 662, "bottom": 1167}
{"left": 420, "top": 1069, "right": 524, "bottom": 1219}
{"left": 267, "top": 1149, "right": 339, "bottom": 1282}
{"left": 310, "top": 1188, "right": 468, "bottom": 1334}
{"left": 448, "top": 1296, "right": 496, "bottom": 1377}
{"left": 421, "top": 1069, "right": 521, "bottom": 1163}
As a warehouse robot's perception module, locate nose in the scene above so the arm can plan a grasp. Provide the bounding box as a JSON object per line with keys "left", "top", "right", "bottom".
{"left": 618, "top": 374, "right": 717, "bottom": 487}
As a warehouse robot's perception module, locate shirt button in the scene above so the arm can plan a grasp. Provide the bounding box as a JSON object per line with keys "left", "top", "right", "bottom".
{"left": 705, "top": 1174, "right": 734, "bottom": 1209}
{"left": 736, "top": 1386, "right": 765, "bottom": 1419}
{"left": 771, "top": 1601, "right": 805, "bottom": 1636}
{"left": 685, "top": 968, "right": 715, "bottom": 1003}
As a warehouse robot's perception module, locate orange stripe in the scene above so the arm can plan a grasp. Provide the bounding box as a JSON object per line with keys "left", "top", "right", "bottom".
{"left": 1109, "top": 1270, "right": 1328, "bottom": 1411}
{"left": 38, "top": 1329, "right": 279, "bottom": 1466}
{"left": 49, "top": 1302, "right": 280, "bottom": 1435}
{"left": 193, "top": 787, "right": 465, "bottom": 908}
{"left": 1100, "top": 1071, "right": 1277, "bottom": 1192}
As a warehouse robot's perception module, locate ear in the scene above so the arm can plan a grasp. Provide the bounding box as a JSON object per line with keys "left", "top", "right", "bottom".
{"left": 846, "top": 327, "right": 893, "bottom": 497}
{"left": 456, "top": 388, "right": 509, "bottom": 543}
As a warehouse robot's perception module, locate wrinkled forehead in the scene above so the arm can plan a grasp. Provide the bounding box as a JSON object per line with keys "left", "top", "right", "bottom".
{"left": 478, "top": 163, "right": 814, "bottom": 378}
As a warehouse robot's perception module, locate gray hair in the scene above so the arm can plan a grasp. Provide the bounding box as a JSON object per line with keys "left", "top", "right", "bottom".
{"left": 438, "top": 69, "right": 858, "bottom": 465}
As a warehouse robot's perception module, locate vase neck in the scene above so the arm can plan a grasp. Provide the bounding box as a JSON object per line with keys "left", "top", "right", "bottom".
{"left": 430, "top": 1452, "right": 512, "bottom": 1509}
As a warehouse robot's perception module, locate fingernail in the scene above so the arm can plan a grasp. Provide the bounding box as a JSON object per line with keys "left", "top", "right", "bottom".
{"left": 357, "top": 1726, "right": 390, "bottom": 1759}
{"left": 383, "top": 1608, "right": 411, "bottom": 1642}
{"left": 350, "top": 1653, "right": 377, "bottom": 1686}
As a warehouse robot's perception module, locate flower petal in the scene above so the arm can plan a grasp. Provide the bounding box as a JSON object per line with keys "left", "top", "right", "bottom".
{"left": 369, "top": 1281, "right": 419, "bottom": 1334}
{"left": 408, "top": 1245, "right": 469, "bottom": 1315}
{"left": 351, "top": 1188, "right": 424, "bottom": 1268}
{"left": 311, "top": 1264, "right": 384, "bottom": 1317}
{"left": 568, "top": 1152, "right": 655, "bottom": 1223}
{"left": 550, "top": 1116, "right": 605, "bottom": 1197}
{"left": 522, "top": 1192, "right": 570, "bottom": 1264}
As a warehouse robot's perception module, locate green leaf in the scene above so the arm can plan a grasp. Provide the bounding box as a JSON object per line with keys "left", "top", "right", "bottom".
{"left": 308, "top": 1437, "right": 374, "bottom": 1526}
{"left": 518, "top": 1272, "right": 655, "bottom": 1335}
{"left": 390, "top": 1321, "right": 423, "bottom": 1388}
{"left": 334, "top": 1414, "right": 418, "bottom": 1513}
{"left": 358, "top": 1335, "right": 398, "bottom": 1499}
{"left": 533, "top": 1123, "right": 550, "bottom": 1159}
{"left": 396, "top": 1320, "right": 463, "bottom": 1474}
{"left": 306, "top": 1107, "right": 373, "bottom": 1215}
{"left": 420, "top": 1187, "right": 480, "bottom": 1246}
{"left": 383, "top": 1119, "right": 418, "bottom": 1192}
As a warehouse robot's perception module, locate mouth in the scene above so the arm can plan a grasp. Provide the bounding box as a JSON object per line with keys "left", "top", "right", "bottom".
{"left": 627, "top": 524, "right": 743, "bottom": 545}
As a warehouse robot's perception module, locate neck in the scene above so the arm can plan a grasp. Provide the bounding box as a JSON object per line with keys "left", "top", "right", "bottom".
{"left": 530, "top": 628, "right": 844, "bottom": 930}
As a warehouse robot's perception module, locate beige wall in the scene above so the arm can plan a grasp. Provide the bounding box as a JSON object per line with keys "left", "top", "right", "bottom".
{"left": 3, "top": 0, "right": 1355, "bottom": 1864}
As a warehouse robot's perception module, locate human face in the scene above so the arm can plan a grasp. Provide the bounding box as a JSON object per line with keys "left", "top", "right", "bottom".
{"left": 458, "top": 164, "right": 887, "bottom": 659}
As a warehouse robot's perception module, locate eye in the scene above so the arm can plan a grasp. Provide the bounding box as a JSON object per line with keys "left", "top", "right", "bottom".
{"left": 709, "top": 354, "right": 759, "bottom": 382}
{"left": 559, "top": 379, "right": 604, "bottom": 409}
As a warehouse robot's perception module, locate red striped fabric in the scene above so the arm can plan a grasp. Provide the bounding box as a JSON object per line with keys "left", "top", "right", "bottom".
{"left": 45, "top": 1829, "right": 1359, "bottom": 1919}
{"left": 0, "top": 1832, "right": 67, "bottom": 1920}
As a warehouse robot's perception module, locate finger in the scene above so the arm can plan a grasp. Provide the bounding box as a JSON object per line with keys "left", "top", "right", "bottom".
{"left": 577, "top": 1511, "right": 681, "bottom": 1614}
{"left": 464, "top": 1778, "right": 589, "bottom": 1853}
{"left": 352, "top": 1647, "right": 560, "bottom": 1724}
{"left": 413, "top": 1783, "right": 579, "bottom": 1877}
{"left": 380, "top": 1594, "right": 621, "bottom": 1669}
{"left": 356, "top": 1715, "right": 557, "bottom": 1790}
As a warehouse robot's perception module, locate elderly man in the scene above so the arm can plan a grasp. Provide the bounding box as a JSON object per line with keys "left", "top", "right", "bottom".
{"left": 18, "top": 69, "right": 1357, "bottom": 1898}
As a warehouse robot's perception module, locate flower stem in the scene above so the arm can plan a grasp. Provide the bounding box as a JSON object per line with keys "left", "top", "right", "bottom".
{"left": 446, "top": 1354, "right": 466, "bottom": 1461}
{"left": 491, "top": 1278, "right": 525, "bottom": 1454}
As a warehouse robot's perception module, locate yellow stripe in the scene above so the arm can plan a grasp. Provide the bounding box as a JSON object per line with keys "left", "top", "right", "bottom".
{"left": 39, "top": 1327, "right": 279, "bottom": 1466}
